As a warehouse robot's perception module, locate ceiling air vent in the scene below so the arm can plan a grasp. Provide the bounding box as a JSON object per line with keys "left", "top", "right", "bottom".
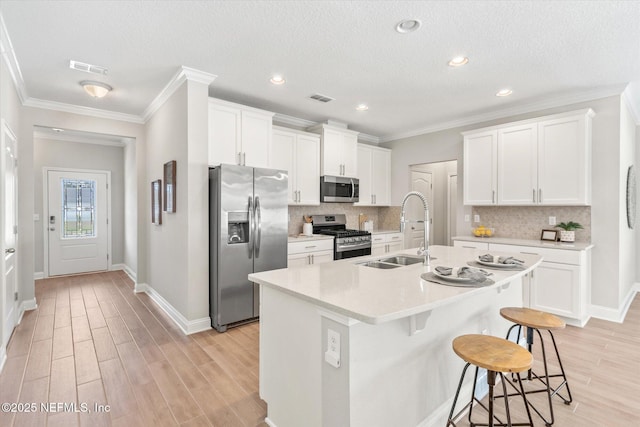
{"left": 309, "top": 93, "right": 334, "bottom": 103}
{"left": 69, "top": 60, "right": 108, "bottom": 75}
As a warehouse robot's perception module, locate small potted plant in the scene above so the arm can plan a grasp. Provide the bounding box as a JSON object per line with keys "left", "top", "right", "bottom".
{"left": 556, "top": 221, "right": 583, "bottom": 242}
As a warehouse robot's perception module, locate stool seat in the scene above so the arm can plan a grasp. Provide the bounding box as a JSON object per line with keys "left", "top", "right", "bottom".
{"left": 453, "top": 334, "right": 532, "bottom": 373}
{"left": 500, "top": 307, "right": 565, "bottom": 330}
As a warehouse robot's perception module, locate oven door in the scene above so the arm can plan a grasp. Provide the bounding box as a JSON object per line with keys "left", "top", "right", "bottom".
{"left": 334, "top": 241, "right": 371, "bottom": 260}
{"left": 321, "top": 176, "right": 359, "bottom": 202}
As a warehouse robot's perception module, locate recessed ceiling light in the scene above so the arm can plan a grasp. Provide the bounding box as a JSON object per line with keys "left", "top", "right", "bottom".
{"left": 395, "top": 19, "right": 421, "bottom": 33}
{"left": 80, "top": 80, "right": 112, "bottom": 98}
{"left": 448, "top": 56, "right": 469, "bottom": 67}
{"left": 356, "top": 104, "right": 369, "bottom": 111}
{"left": 496, "top": 88, "right": 513, "bottom": 97}
{"left": 270, "top": 75, "right": 285, "bottom": 85}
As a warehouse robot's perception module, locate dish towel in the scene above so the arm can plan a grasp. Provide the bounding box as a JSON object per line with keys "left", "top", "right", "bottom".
{"left": 435, "top": 266, "right": 491, "bottom": 282}
{"left": 479, "top": 253, "right": 524, "bottom": 265}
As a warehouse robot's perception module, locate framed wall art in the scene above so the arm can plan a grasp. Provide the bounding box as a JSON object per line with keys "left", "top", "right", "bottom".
{"left": 540, "top": 229, "right": 558, "bottom": 242}
{"left": 152, "top": 179, "right": 162, "bottom": 225}
{"left": 163, "top": 160, "right": 176, "bottom": 213}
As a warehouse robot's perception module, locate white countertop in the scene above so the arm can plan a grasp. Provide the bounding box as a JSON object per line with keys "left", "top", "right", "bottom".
{"left": 452, "top": 235, "right": 594, "bottom": 251}
{"left": 288, "top": 234, "right": 334, "bottom": 243}
{"left": 249, "top": 245, "right": 542, "bottom": 325}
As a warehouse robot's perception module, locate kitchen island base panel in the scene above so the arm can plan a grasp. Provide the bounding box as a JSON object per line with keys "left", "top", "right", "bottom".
{"left": 260, "top": 278, "right": 525, "bottom": 427}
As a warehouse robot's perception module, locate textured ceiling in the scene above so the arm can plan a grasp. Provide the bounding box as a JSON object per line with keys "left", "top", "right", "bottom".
{"left": 1, "top": 0, "right": 639, "bottom": 140}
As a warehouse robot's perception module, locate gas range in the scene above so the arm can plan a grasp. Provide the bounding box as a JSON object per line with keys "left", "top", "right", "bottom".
{"left": 311, "top": 214, "right": 372, "bottom": 260}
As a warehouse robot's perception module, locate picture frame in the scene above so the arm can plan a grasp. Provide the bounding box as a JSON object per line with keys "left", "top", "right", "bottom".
{"left": 163, "top": 160, "right": 176, "bottom": 213}
{"left": 152, "top": 179, "right": 162, "bottom": 225}
{"left": 540, "top": 229, "right": 557, "bottom": 242}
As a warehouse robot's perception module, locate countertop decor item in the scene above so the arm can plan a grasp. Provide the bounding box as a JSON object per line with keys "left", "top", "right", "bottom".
{"left": 626, "top": 165, "right": 636, "bottom": 229}
{"left": 556, "top": 221, "right": 582, "bottom": 242}
{"left": 540, "top": 229, "right": 558, "bottom": 242}
{"left": 472, "top": 225, "right": 495, "bottom": 237}
{"left": 303, "top": 216, "right": 313, "bottom": 236}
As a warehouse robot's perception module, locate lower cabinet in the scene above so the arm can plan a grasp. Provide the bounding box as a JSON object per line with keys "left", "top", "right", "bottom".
{"left": 453, "top": 240, "right": 490, "bottom": 251}
{"left": 371, "top": 232, "right": 404, "bottom": 256}
{"left": 287, "top": 239, "right": 334, "bottom": 267}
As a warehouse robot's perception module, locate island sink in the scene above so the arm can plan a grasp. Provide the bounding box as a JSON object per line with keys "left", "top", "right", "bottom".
{"left": 358, "top": 261, "right": 401, "bottom": 269}
{"left": 379, "top": 255, "right": 424, "bottom": 265}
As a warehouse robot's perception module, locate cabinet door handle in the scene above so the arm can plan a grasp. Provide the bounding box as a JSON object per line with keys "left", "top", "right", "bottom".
{"left": 305, "top": 245, "right": 317, "bottom": 249}
{"left": 520, "top": 251, "right": 539, "bottom": 256}
{"left": 237, "top": 152, "right": 241, "bottom": 165}
{"left": 391, "top": 236, "right": 400, "bottom": 240}
{"left": 298, "top": 190, "right": 301, "bottom": 202}
{"left": 242, "top": 152, "right": 246, "bottom": 166}
{"left": 539, "top": 188, "right": 542, "bottom": 203}
{"left": 374, "top": 194, "right": 376, "bottom": 204}
{"left": 462, "top": 245, "right": 476, "bottom": 249}
{"left": 311, "top": 254, "right": 314, "bottom": 264}
{"left": 492, "top": 190, "right": 495, "bottom": 204}
{"left": 308, "top": 255, "right": 311, "bottom": 264}
{"left": 533, "top": 189, "right": 536, "bottom": 203}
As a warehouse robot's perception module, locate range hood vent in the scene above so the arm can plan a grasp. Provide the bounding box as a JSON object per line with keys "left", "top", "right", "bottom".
{"left": 309, "top": 93, "right": 334, "bottom": 103}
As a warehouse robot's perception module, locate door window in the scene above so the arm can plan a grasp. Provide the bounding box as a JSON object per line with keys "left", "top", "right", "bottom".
{"left": 61, "top": 179, "right": 97, "bottom": 238}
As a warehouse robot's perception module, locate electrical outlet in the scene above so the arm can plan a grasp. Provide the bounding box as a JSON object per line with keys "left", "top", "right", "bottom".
{"left": 549, "top": 216, "right": 556, "bottom": 226}
{"left": 325, "top": 329, "right": 341, "bottom": 368}
{"left": 474, "top": 215, "right": 480, "bottom": 223}
{"left": 464, "top": 214, "right": 470, "bottom": 222}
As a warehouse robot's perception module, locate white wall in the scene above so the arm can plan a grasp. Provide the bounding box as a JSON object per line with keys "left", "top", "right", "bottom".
{"left": 144, "top": 79, "right": 209, "bottom": 323}
{"left": 32, "top": 137, "right": 125, "bottom": 274}
{"left": 382, "top": 96, "right": 631, "bottom": 314}
{"left": 124, "top": 141, "right": 137, "bottom": 277}
{"left": 619, "top": 96, "right": 637, "bottom": 305}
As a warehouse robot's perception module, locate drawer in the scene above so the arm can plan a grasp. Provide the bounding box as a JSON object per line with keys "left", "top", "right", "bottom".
{"left": 288, "top": 238, "right": 333, "bottom": 255}
{"left": 371, "top": 232, "right": 404, "bottom": 244}
{"left": 453, "top": 240, "right": 490, "bottom": 251}
{"left": 488, "top": 243, "right": 582, "bottom": 265}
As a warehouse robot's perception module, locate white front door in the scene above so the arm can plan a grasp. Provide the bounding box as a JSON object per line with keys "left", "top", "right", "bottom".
{"left": 406, "top": 170, "right": 433, "bottom": 248}
{"left": 47, "top": 170, "right": 109, "bottom": 276}
{"left": 2, "top": 120, "right": 18, "bottom": 349}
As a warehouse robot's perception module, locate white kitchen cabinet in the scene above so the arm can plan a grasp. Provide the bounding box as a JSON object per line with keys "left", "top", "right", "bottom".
{"left": 272, "top": 127, "right": 320, "bottom": 205}
{"left": 463, "top": 129, "right": 498, "bottom": 205}
{"left": 308, "top": 124, "right": 358, "bottom": 177}
{"left": 463, "top": 109, "right": 594, "bottom": 206}
{"left": 355, "top": 144, "right": 391, "bottom": 206}
{"left": 489, "top": 242, "right": 590, "bottom": 326}
{"left": 208, "top": 98, "right": 274, "bottom": 168}
{"left": 287, "top": 238, "right": 334, "bottom": 266}
{"left": 371, "top": 232, "right": 404, "bottom": 255}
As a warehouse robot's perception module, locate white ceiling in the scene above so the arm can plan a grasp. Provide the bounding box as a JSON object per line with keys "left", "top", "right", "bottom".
{"left": 1, "top": 1, "right": 639, "bottom": 141}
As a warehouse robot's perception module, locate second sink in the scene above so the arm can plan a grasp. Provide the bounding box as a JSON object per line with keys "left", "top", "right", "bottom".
{"left": 379, "top": 255, "right": 424, "bottom": 266}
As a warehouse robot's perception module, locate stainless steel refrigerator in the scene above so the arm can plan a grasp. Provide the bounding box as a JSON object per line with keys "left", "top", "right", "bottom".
{"left": 209, "top": 164, "right": 288, "bottom": 332}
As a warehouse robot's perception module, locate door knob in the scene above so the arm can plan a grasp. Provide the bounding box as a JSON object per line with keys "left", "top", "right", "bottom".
{"left": 49, "top": 227, "right": 55, "bottom": 231}
{"left": 5, "top": 248, "right": 15, "bottom": 254}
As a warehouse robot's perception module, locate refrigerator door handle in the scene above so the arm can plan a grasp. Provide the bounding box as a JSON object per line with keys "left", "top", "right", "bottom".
{"left": 254, "top": 196, "right": 262, "bottom": 257}
{"left": 247, "top": 196, "right": 254, "bottom": 259}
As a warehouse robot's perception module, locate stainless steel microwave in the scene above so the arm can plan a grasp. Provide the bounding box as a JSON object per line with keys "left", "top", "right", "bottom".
{"left": 320, "top": 176, "right": 359, "bottom": 203}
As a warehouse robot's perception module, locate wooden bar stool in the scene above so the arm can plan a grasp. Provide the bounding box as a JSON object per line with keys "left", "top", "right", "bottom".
{"left": 500, "top": 307, "right": 573, "bottom": 427}
{"left": 447, "top": 334, "right": 534, "bottom": 427}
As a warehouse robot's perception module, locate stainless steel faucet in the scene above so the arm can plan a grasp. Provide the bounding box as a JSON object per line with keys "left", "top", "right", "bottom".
{"left": 400, "top": 191, "right": 430, "bottom": 266}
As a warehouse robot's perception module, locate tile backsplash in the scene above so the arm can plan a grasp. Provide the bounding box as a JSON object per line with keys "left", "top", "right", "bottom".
{"left": 288, "top": 204, "right": 402, "bottom": 236}
{"left": 472, "top": 206, "right": 591, "bottom": 242}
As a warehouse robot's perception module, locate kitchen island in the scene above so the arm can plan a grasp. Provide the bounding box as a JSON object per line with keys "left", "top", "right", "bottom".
{"left": 249, "top": 245, "right": 543, "bottom": 427}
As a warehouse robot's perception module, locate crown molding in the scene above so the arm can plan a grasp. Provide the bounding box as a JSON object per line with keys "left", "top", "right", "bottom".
{"left": 143, "top": 66, "right": 216, "bottom": 122}
{"left": 23, "top": 97, "right": 144, "bottom": 124}
{"left": 0, "top": 12, "right": 28, "bottom": 103}
{"left": 273, "top": 112, "right": 316, "bottom": 128}
{"left": 357, "top": 132, "right": 380, "bottom": 144}
{"left": 33, "top": 129, "right": 132, "bottom": 147}
{"left": 379, "top": 84, "right": 629, "bottom": 143}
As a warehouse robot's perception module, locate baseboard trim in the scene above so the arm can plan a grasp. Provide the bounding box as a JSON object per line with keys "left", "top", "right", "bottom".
{"left": 110, "top": 263, "right": 137, "bottom": 282}
{"left": 142, "top": 284, "right": 211, "bottom": 335}
{"left": 0, "top": 348, "right": 7, "bottom": 375}
{"left": 417, "top": 380, "right": 477, "bottom": 427}
{"left": 590, "top": 285, "right": 639, "bottom": 323}
{"left": 134, "top": 282, "right": 148, "bottom": 294}
{"left": 264, "top": 418, "right": 278, "bottom": 427}
{"left": 34, "top": 272, "right": 44, "bottom": 280}
{"left": 17, "top": 298, "right": 38, "bottom": 325}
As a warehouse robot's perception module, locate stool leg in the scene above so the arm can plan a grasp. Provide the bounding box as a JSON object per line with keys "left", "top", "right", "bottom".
{"left": 487, "top": 370, "right": 496, "bottom": 427}
{"left": 516, "top": 372, "right": 534, "bottom": 427}
{"left": 526, "top": 327, "right": 534, "bottom": 380}
{"left": 548, "top": 330, "right": 573, "bottom": 404}
{"left": 447, "top": 363, "right": 472, "bottom": 426}
{"left": 468, "top": 366, "right": 480, "bottom": 425}
{"left": 534, "top": 328, "right": 555, "bottom": 426}
{"left": 498, "top": 372, "right": 511, "bottom": 427}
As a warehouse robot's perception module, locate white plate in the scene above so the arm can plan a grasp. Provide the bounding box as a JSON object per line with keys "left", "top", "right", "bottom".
{"left": 433, "top": 269, "right": 473, "bottom": 282}
{"left": 477, "top": 259, "right": 518, "bottom": 268}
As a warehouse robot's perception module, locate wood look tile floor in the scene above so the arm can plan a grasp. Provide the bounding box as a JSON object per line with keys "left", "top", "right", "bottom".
{"left": 0, "top": 271, "right": 267, "bottom": 427}
{"left": 1, "top": 271, "right": 638, "bottom": 426}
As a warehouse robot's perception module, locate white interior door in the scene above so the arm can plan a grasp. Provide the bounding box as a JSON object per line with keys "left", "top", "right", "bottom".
{"left": 47, "top": 170, "right": 109, "bottom": 276}
{"left": 406, "top": 170, "right": 433, "bottom": 248}
{"left": 2, "top": 120, "right": 18, "bottom": 349}
{"left": 447, "top": 175, "right": 458, "bottom": 246}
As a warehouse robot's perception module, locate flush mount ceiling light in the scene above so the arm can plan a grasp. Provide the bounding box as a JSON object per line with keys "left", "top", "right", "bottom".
{"left": 356, "top": 104, "right": 369, "bottom": 111}
{"left": 395, "top": 19, "right": 421, "bottom": 33}
{"left": 448, "top": 56, "right": 469, "bottom": 67}
{"left": 80, "top": 80, "right": 112, "bottom": 98}
{"left": 270, "top": 75, "right": 286, "bottom": 85}
{"left": 496, "top": 88, "right": 513, "bottom": 97}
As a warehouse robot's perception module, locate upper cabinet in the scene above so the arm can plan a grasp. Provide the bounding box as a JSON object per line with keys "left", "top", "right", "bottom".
{"left": 355, "top": 144, "right": 391, "bottom": 206}
{"left": 271, "top": 126, "right": 320, "bottom": 205}
{"left": 463, "top": 108, "right": 594, "bottom": 206}
{"left": 208, "top": 98, "right": 274, "bottom": 168}
{"left": 308, "top": 124, "right": 359, "bottom": 178}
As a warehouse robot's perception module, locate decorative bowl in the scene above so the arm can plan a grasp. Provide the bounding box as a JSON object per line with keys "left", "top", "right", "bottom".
{"left": 472, "top": 226, "right": 495, "bottom": 238}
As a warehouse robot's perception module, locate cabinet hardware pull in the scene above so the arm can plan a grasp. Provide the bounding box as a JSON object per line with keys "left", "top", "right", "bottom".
{"left": 492, "top": 190, "right": 495, "bottom": 204}
{"left": 311, "top": 254, "right": 314, "bottom": 264}
{"left": 242, "top": 152, "right": 246, "bottom": 166}
{"left": 374, "top": 194, "right": 376, "bottom": 204}
{"left": 308, "top": 255, "right": 311, "bottom": 264}
{"left": 462, "top": 246, "right": 476, "bottom": 249}
{"left": 392, "top": 236, "right": 399, "bottom": 240}
{"left": 237, "top": 152, "right": 241, "bottom": 165}
{"left": 305, "top": 245, "right": 316, "bottom": 249}
{"left": 533, "top": 189, "right": 536, "bottom": 203}
{"left": 298, "top": 190, "right": 301, "bottom": 202}
{"left": 520, "top": 251, "right": 538, "bottom": 255}
{"left": 539, "top": 188, "right": 542, "bottom": 203}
